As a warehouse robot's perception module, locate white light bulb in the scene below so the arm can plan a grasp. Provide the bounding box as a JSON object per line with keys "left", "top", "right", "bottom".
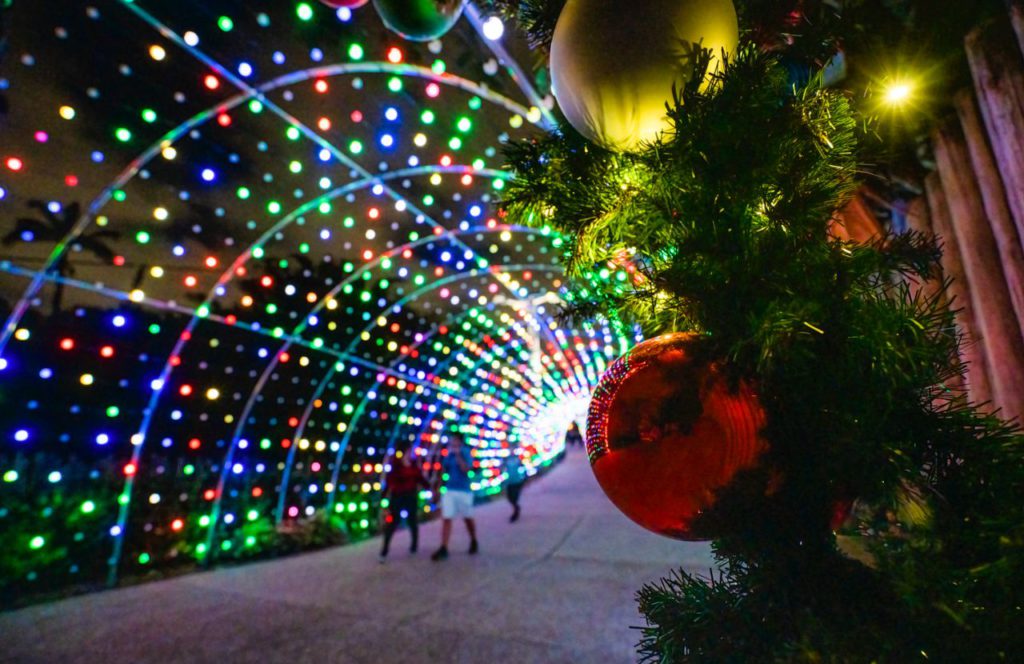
{"left": 482, "top": 16, "right": 504, "bottom": 41}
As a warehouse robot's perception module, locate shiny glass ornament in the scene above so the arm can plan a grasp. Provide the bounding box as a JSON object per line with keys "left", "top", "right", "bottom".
{"left": 550, "top": 0, "right": 738, "bottom": 151}
{"left": 586, "top": 333, "right": 765, "bottom": 539}
{"left": 372, "top": 0, "right": 467, "bottom": 41}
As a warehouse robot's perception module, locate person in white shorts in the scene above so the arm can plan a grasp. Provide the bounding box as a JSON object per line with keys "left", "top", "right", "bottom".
{"left": 431, "top": 433, "right": 478, "bottom": 560}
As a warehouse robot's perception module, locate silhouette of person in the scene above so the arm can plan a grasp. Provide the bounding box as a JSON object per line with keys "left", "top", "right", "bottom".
{"left": 431, "top": 433, "right": 479, "bottom": 560}
{"left": 565, "top": 422, "right": 584, "bottom": 449}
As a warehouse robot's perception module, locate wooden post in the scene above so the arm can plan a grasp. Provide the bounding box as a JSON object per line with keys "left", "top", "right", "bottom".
{"left": 905, "top": 197, "right": 964, "bottom": 392}
{"left": 903, "top": 198, "right": 943, "bottom": 302}
{"left": 924, "top": 174, "right": 994, "bottom": 408}
{"left": 954, "top": 89, "right": 1024, "bottom": 333}
{"left": 934, "top": 121, "right": 1024, "bottom": 419}
{"left": 836, "top": 195, "right": 884, "bottom": 244}
{"left": 966, "top": 20, "right": 1024, "bottom": 255}
{"left": 1009, "top": 0, "right": 1024, "bottom": 57}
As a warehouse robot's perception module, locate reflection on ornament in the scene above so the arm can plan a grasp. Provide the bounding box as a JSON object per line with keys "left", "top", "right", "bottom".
{"left": 320, "top": 0, "right": 369, "bottom": 8}
{"left": 550, "top": 0, "right": 738, "bottom": 151}
{"left": 372, "top": 0, "right": 468, "bottom": 41}
{"left": 586, "top": 333, "right": 765, "bottom": 539}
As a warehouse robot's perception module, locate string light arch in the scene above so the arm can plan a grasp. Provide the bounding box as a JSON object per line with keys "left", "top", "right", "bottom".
{"left": 0, "top": 0, "right": 638, "bottom": 595}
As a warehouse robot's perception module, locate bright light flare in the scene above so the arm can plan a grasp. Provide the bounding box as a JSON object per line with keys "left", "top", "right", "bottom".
{"left": 884, "top": 81, "right": 914, "bottom": 106}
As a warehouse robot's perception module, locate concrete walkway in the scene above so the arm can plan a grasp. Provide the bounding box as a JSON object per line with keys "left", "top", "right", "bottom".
{"left": 0, "top": 450, "right": 715, "bottom": 664}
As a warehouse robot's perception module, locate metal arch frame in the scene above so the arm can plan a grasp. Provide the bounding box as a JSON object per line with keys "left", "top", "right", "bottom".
{"left": 0, "top": 260, "right": 504, "bottom": 392}
{"left": 215, "top": 222, "right": 548, "bottom": 477}
{"left": 213, "top": 229, "right": 543, "bottom": 524}
{"left": 214, "top": 267, "right": 552, "bottom": 551}
{"left": 462, "top": 2, "right": 559, "bottom": 129}
{"left": 116, "top": 0, "right": 545, "bottom": 318}
{"left": 381, "top": 308, "right": 584, "bottom": 465}
{"left": 377, "top": 306, "right": 558, "bottom": 455}
{"left": 0, "top": 0, "right": 560, "bottom": 585}
{"left": 372, "top": 328, "right": 555, "bottom": 504}
{"left": 104, "top": 163, "right": 502, "bottom": 583}
{"left": 247, "top": 268, "right": 554, "bottom": 519}
{"left": 290, "top": 287, "right": 556, "bottom": 520}
{"left": 197, "top": 224, "right": 549, "bottom": 525}
{"left": 203, "top": 263, "right": 551, "bottom": 558}
{"left": 281, "top": 298, "right": 534, "bottom": 521}
{"left": 102, "top": 15, "right": 556, "bottom": 582}
{"left": 412, "top": 321, "right": 631, "bottom": 483}
{"left": 389, "top": 318, "right": 625, "bottom": 479}
{"left": 107, "top": 175, "right": 554, "bottom": 578}
{"left": 0, "top": 55, "right": 542, "bottom": 355}
{"left": 395, "top": 325, "right": 606, "bottom": 498}
{"left": 214, "top": 221, "right": 547, "bottom": 464}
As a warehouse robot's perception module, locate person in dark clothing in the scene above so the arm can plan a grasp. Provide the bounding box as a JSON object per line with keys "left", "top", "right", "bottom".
{"left": 505, "top": 449, "right": 526, "bottom": 522}
{"left": 565, "top": 422, "right": 584, "bottom": 449}
{"left": 380, "top": 442, "right": 429, "bottom": 562}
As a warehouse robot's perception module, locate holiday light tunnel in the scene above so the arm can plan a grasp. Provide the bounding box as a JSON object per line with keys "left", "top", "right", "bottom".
{"left": 0, "top": 1, "right": 641, "bottom": 596}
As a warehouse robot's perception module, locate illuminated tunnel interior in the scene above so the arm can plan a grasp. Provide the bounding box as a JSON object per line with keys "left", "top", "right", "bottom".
{"left": 0, "top": 0, "right": 638, "bottom": 599}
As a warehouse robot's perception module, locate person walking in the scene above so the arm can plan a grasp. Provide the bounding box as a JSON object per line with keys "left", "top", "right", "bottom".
{"left": 379, "top": 442, "right": 428, "bottom": 563}
{"left": 505, "top": 449, "right": 526, "bottom": 522}
{"left": 565, "top": 422, "right": 584, "bottom": 449}
{"left": 431, "top": 433, "right": 478, "bottom": 561}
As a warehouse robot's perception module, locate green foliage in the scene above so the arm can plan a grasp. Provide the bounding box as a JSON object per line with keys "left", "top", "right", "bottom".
{"left": 504, "top": 46, "right": 862, "bottom": 340}
{"left": 502, "top": 43, "right": 1024, "bottom": 662}
{"left": 275, "top": 512, "right": 350, "bottom": 552}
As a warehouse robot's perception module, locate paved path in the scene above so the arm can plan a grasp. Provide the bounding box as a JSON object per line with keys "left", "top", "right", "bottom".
{"left": 0, "top": 450, "right": 715, "bottom": 663}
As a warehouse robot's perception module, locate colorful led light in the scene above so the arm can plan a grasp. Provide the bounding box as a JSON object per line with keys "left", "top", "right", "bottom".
{"left": 0, "top": 2, "right": 611, "bottom": 597}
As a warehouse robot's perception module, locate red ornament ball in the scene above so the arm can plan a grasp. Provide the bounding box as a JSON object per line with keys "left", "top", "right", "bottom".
{"left": 586, "top": 333, "right": 766, "bottom": 540}
{"left": 320, "top": 0, "right": 368, "bottom": 8}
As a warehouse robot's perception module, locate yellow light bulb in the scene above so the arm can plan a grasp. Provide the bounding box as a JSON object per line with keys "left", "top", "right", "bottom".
{"left": 884, "top": 81, "right": 913, "bottom": 105}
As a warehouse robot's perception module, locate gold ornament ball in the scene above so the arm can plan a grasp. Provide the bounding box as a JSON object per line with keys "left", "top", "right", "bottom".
{"left": 550, "top": 0, "right": 738, "bottom": 152}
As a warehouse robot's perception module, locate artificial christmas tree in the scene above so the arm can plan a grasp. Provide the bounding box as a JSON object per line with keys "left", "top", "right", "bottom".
{"left": 490, "top": 0, "right": 1024, "bottom": 660}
